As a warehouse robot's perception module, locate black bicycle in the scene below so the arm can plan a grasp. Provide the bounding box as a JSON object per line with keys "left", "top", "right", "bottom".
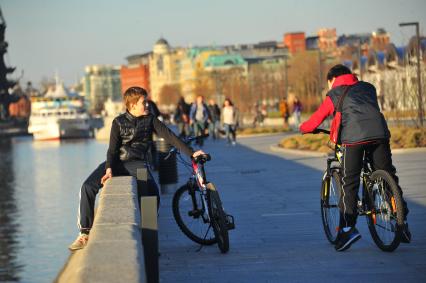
{"left": 313, "top": 129, "right": 405, "bottom": 252}
{"left": 165, "top": 135, "right": 235, "bottom": 253}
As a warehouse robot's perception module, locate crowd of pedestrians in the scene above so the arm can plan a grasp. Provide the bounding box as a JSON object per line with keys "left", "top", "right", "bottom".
{"left": 173, "top": 94, "right": 305, "bottom": 143}
{"left": 173, "top": 95, "right": 239, "bottom": 146}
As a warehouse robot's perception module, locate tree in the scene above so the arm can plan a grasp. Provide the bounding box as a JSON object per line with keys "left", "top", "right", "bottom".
{"left": 287, "top": 51, "right": 321, "bottom": 112}
{"left": 158, "top": 84, "right": 182, "bottom": 106}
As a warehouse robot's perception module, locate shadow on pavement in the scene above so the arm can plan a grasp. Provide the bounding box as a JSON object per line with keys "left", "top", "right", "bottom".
{"left": 158, "top": 136, "right": 426, "bottom": 283}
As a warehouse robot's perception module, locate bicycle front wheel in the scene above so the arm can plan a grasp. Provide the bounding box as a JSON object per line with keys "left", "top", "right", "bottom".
{"left": 320, "top": 169, "right": 341, "bottom": 244}
{"left": 365, "top": 170, "right": 404, "bottom": 252}
{"left": 172, "top": 183, "right": 216, "bottom": 245}
{"left": 207, "top": 183, "right": 229, "bottom": 253}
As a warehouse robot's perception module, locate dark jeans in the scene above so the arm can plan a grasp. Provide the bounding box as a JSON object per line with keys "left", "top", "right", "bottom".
{"left": 192, "top": 121, "right": 206, "bottom": 146}
{"left": 339, "top": 140, "right": 408, "bottom": 228}
{"left": 224, "top": 124, "right": 236, "bottom": 143}
{"left": 177, "top": 122, "right": 190, "bottom": 138}
{"left": 77, "top": 160, "right": 159, "bottom": 232}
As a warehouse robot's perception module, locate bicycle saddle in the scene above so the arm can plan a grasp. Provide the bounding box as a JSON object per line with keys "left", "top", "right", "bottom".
{"left": 193, "top": 153, "right": 211, "bottom": 163}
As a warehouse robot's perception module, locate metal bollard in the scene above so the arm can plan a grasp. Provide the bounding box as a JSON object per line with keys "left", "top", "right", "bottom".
{"left": 156, "top": 138, "right": 178, "bottom": 194}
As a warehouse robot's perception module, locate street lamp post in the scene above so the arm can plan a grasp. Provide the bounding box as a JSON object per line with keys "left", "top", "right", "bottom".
{"left": 318, "top": 49, "right": 322, "bottom": 97}
{"left": 357, "top": 39, "right": 363, "bottom": 81}
{"left": 284, "top": 55, "right": 288, "bottom": 99}
{"left": 399, "top": 22, "right": 424, "bottom": 127}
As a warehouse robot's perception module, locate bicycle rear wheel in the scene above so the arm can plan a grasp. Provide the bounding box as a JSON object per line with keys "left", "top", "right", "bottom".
{"left": 207, "top": 183, "right": 229, "bottom": 253}
{"left": 172, "top": 183, "right": 216, "bottom": 245}
{"left": 320, "top": 169, "right": 341, "bottom": 244}
{"left": 365, "top": 170, "right": 404, "bottom": 252}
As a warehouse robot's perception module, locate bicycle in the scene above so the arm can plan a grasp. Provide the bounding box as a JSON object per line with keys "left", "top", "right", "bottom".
{"left": 312, "top": 129, "right": 405, "bottom": 252}
{"left": 165, "top": 135, "right": 235, "bottom": 253}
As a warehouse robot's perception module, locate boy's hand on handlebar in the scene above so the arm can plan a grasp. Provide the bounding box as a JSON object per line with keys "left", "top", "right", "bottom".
{"left": 192, "top": 150, "right": 205, "bottom": 158}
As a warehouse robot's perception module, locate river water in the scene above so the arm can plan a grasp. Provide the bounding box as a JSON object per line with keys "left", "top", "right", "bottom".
{"left": 0, "top": 137, "right": 108, "bottom": 283}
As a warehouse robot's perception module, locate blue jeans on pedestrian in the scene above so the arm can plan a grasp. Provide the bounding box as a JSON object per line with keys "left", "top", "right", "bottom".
{"left": 224, "top": 124, "right": 236, "bottom": 143}
{"left": 209, "top": 120, "right": 220, "bottom": 140}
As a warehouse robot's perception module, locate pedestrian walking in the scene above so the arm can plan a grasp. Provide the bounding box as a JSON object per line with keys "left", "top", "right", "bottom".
{"left": 279, "top": 97, "right": 289, "bottom": 128}
{"left": 207, "top": 99, "right": 221, "bottom": 140}
{"left": 174, "top": 96, "right": 190, "bottom": 138}
{"left": 292, "top": 97, "right": 302, "bottom": 129}
{"left": 189, "top": 95, "right": 210, "bottom": 146}
{"left": 222, "top": 98, "right": 238, "bottom": 146}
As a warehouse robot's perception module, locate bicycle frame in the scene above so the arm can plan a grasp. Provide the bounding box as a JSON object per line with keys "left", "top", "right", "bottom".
{"left": 327, "top": 143, "right": 376, "bottom": 217}
{"left": 324, "top": 144, "right": 342, "bottom": 178}
{"left": 190, "top": 159, "right": 211, "bottom": 222}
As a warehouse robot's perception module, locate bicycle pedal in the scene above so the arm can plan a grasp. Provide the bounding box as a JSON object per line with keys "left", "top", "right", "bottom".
{"left": 226, "top": 214, "right": 235, "bottom": 230}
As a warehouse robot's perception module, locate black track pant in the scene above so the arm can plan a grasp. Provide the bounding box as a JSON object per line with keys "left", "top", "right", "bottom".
{"left": 77, "top": 161, "right": 160, "bottom": 232}
{"left": 340, "top": 140, "right": 408, "bottom": 228}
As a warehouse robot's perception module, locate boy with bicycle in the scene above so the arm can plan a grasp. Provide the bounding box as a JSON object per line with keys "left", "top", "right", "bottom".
{"left": 69, "top": 86, "right": 205, "bottom": 251}
{"left": 299, "top": 64, "right": 411, "bottom": 251}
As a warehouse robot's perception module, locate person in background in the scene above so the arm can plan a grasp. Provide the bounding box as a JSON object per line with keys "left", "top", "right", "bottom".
{"left": 174, "top": 96, "right": 190, "bottom": 138}
{"left": 68, "top": 87, "right": 205, "bottom": 251}
{"left": 189, "top": 95, "right": 210, "bottom": 146}
{"left": 222, "top": 98, "right": 238, "bottom": 146}
{"left": 207, "top": 99, "right": 221, "bottom": 140}
{"left": 292, "top": 97, "right": 302, "bottom": 129}
{"left": 260, "top": 101, "right": 268, "bottom": 125}
{"left": 279, "top": 97, "right": 289, "bottom": 128}
{"left": 252, "top": 102, "right": 263, "bottom": 127}
{"left": 146, "top": 96, "right": 161, "bottom": 118}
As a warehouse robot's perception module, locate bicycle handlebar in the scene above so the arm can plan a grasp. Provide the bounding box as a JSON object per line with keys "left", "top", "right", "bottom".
{"left": 184, "top": 133, "right": 209, "bottom": 144}
{"left": 163, "top": 134, "right": 211, "bottom": 161}
{"left": 311, "top": 128, "right": 330, "bottom": 135}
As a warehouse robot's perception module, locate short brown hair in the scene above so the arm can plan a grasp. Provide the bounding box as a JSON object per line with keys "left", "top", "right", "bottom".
{"left": 123, "top": 87, "right": 148, "bottom": 110}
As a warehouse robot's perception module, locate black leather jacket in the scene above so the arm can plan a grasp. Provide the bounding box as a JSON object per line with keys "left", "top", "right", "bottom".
{"left": 106, "top": 111, "right": 193, "bottom": 171}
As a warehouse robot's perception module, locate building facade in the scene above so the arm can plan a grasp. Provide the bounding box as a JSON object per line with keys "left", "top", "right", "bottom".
{"left": 318, "top": 28, "right": 337, "bottom": 53}
{"left": 149, "top": 38, "right": 186, "bottom": 103}
{"left": 284, "top": 32, "right": 306, "bottom": 54}
{"left": 371, "top": 28, "right": 390, "bottom": 52}
{"left": 120, "top": 64, "right": 150, "bottom": 94}
{"left": 179, "top": 47, "right": 225, "bottom": 102}
{"left": 84, "top": 65, "right": 121, "bottom": 113}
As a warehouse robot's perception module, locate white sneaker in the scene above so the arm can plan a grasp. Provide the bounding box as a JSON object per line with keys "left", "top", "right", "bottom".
{"left": 68, "top": 233, "right": 89, "bottom": 251}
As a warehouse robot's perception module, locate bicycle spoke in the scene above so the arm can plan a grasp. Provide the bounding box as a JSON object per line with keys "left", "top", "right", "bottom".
{"left": 370, "top": 177, "right": 398, "bottom": 246}
{"left": 321, "top": 172, "right": 341, "bottom": 244}
{"left": 173, "top": 185, "right": 216, "bottom": 245}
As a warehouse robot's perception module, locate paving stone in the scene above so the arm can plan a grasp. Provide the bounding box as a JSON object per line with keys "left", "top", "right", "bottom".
{"left": 158, "top": 134, "right": 426, "bottom": 283}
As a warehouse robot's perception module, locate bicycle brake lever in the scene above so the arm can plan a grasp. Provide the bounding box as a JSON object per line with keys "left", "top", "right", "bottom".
{"left": 164, "top": 148, "right": 178, "bottom": 160}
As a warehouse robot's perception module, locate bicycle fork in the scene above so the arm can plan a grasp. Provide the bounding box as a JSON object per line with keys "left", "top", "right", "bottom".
{"left": 187, "top": 177, "right": 212, "bottom": 223}
{"left": 357, "top": 173, "right": 378, "bottom": 225}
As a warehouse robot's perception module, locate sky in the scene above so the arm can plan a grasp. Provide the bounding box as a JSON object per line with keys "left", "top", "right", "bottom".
{"left": 2, "top": 0, "right": 426, "bottom": 87}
